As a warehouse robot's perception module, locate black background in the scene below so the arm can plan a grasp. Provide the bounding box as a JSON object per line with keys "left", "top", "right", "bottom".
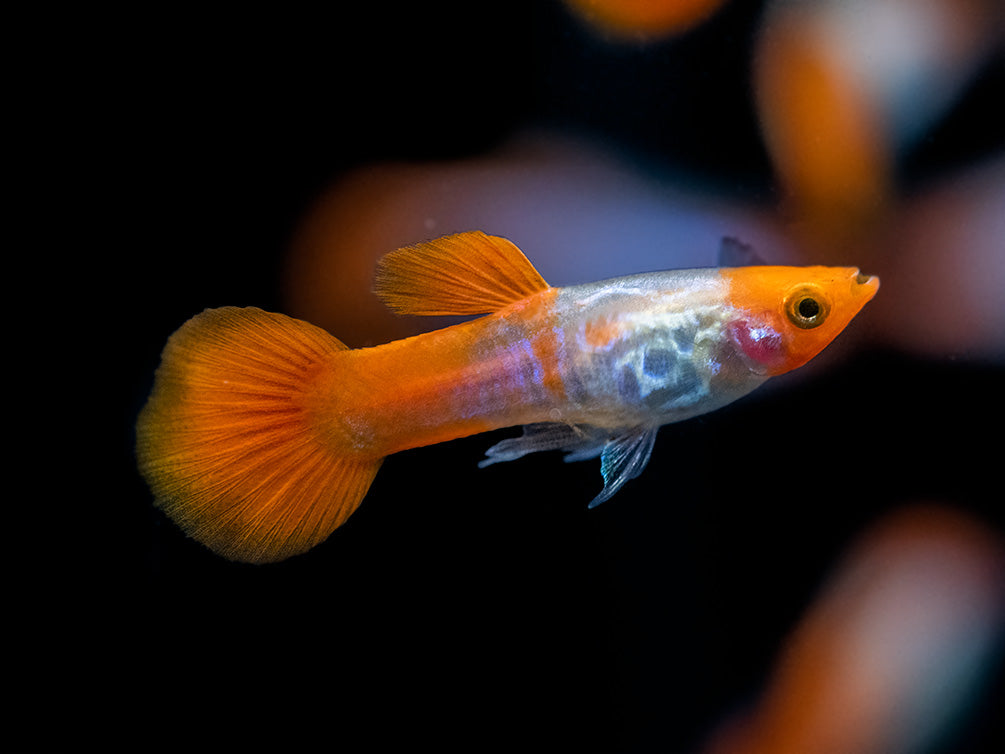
{"left": 15, "top": 2, "right": 1003, "bottom": 751}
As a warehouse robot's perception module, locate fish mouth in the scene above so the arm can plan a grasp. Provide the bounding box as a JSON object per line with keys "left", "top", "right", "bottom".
{"left": 852, "top": 269, "right": 880, "bottom": 300}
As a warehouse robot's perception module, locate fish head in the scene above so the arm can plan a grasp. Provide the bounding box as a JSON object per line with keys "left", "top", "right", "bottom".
{"left": 722, "top": 265, "right": 879, "bottom": 376}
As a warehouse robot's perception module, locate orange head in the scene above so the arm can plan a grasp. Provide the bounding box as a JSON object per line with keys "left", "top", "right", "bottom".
{"left": 721, "top": 266, "right": 879, "bottom": 376}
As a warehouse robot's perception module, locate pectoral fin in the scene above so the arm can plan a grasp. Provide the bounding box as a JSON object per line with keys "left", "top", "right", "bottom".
{"left": 589, "top": 428, "right": 658, "bottom": 508}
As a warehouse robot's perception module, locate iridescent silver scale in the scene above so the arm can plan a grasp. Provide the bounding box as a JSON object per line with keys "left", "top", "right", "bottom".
{"left": 480, "top": 268, "right": 769, "bottom": 506}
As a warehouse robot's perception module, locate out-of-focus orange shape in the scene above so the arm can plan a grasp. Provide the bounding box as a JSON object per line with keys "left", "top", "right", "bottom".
{"left": 706, "top": 504, "right": 1005, "bottom": 754}
{"left": 755, "top": 10, "right": 887, "bottom": 239}
{"left": 563, "top": 0, "right": 727, "bottom": 39}
{"left": 754, "top": 0, "right": 1000, "bottom": 247}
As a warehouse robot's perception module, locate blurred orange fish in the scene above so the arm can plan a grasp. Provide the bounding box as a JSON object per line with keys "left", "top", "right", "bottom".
{"left": 563, "top": 0, "right": 727, "bottom": 39}
{"left": 136, "top": 232, "right": 878, "bottom": 563}
{"left": 704, "top": 504, "right": 1005, "bottom": 754}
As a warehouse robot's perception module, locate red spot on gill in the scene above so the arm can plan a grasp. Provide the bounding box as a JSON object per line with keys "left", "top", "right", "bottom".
{"left": 728, "top": 319, "right": 785, "bottom": 372}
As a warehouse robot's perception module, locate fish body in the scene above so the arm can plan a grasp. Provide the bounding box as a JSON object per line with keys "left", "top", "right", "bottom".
{"left": 137, "top": 232, "right": 878, "bottom": 563}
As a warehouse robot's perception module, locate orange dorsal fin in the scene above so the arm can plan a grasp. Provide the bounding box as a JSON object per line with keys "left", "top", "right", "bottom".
{"left": 374, "top": 231, "right": 550, "bottom": 316}
{"left": 136, "top": 307, "right": 382, "bottom": 564}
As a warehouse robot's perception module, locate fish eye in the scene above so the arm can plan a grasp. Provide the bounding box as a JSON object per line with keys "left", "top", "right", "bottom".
{"left": 785, "top": 286, "right": 830, "bottom": 329}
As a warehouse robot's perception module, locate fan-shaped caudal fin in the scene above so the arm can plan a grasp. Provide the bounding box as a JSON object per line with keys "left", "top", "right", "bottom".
{"left": 136, "top": 307, "right": 382, "bottom": 564}
{"left": 374, "top": 231, "right": 550, "bottom": 316}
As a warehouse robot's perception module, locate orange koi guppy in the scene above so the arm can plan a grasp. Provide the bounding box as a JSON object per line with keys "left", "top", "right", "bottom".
{"left": 137, "top": 232, "right": 878, "bottom": 563}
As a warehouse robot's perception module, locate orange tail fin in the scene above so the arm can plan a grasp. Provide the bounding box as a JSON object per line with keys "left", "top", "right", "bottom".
{"left": 136, "top": 307, "right": 382, "bottom": 564}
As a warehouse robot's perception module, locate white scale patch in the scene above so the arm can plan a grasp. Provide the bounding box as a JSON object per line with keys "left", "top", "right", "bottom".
{"left": 609, "top": 306, "right": 725, "bottom": 412}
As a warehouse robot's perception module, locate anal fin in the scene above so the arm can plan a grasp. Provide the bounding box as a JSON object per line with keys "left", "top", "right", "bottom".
{"left": 479, "top": 423, "right": 605, "bottom": 467}
{"left": 479, "top": 423, "right": 658, "bottom": 508}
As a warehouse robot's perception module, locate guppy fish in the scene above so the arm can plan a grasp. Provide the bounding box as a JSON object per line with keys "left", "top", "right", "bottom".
{"left": 136, "top": 231, "right": 878, "bottom": 563}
